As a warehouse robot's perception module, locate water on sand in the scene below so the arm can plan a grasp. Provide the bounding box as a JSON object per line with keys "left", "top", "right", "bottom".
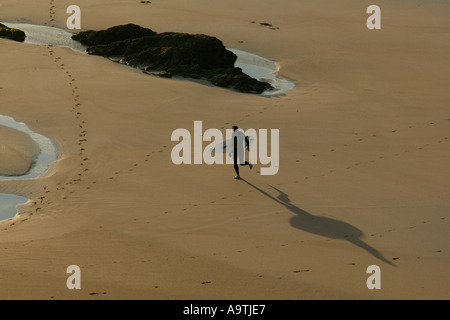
{"left": 0, "top": 194, "right": 28, "bottom": 222}
{"left": 0, "top": 116, "right": 57, "bottom": 181}
{"left": 0, "top": 116, "right": 58, "bottom": 222}
{"left": 3, "top": 22, "right": 87, "bottom": 53}
{"left": 1, "top": 22, "right": 294, "bottom": 95}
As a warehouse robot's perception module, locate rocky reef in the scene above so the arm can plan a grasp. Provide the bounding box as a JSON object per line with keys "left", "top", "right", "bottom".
{"left": 72, "top": 24, "right": 273, "bottom": 94}
{"left": 0, "top": 23, "right": 26, "bottom": 42}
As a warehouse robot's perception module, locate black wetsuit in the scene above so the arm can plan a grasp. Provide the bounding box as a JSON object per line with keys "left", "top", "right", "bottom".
{"left": 233, "top": 134, "right": 251, "bottom": 176}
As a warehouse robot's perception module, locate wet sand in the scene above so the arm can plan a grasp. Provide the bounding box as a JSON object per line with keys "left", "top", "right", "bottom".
{"left": 0, "top": 126, "right": 39, "bottom": 176}
{"left": 0, "top": 0, "right": 448, "bottom": 300}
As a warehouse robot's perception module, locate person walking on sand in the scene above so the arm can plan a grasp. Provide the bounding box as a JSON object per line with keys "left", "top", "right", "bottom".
{"left": 230, "top": 125, "right": 252, "bottom": 179}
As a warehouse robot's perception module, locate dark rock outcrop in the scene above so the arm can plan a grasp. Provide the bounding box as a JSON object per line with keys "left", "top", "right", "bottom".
{"left": 0, "top": 23, "right": 26, "bottom": 42}
{"left": 72, "top": 24, "right": 272, "bottom": 94}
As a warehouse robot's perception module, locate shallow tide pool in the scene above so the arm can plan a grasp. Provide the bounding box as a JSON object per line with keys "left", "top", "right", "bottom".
{"left": 0, "top": 116, "right": 58, "bottom": 222}
{"left": 0, "top": 194, "right": 28, "bottom": 221}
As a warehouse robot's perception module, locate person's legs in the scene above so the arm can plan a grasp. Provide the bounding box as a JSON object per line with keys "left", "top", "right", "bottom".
{"left": 233, "top": 135, "right": 252, "bottom": 178}
{"left": 238, "top": 150, "right": 252, "bottom": 170}
{"left": 234, "top": 137, "right": 240, "bottom": 178}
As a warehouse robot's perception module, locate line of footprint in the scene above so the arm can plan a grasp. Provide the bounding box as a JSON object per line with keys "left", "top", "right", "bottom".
{"left": 49, "top": 0, "right": 55, "bottom": 23}
{"left": 15, "top": 0, "right": 163, "bottom": 219}
{"left": 22, "top": 46, "right": 90, "bottom": 218}
{"left": 14, "top": 3, "right": 89, "bottom": 222}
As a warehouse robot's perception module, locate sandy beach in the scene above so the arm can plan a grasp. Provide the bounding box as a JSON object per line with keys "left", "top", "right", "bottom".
{"left": 0, "top": 0, "right": 449, "bottom": 300}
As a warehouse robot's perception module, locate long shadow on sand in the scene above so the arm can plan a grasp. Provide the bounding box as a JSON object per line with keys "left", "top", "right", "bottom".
{"left": 241, "top": 179, "right": 395, "bottom": 266}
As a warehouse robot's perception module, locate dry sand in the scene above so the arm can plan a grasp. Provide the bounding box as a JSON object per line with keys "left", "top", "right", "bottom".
{"left": 0, "top": 126, "right": 39, "bottom": 176}
{"left": 0, "top": 0, "right": 449, "bottom": 299}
